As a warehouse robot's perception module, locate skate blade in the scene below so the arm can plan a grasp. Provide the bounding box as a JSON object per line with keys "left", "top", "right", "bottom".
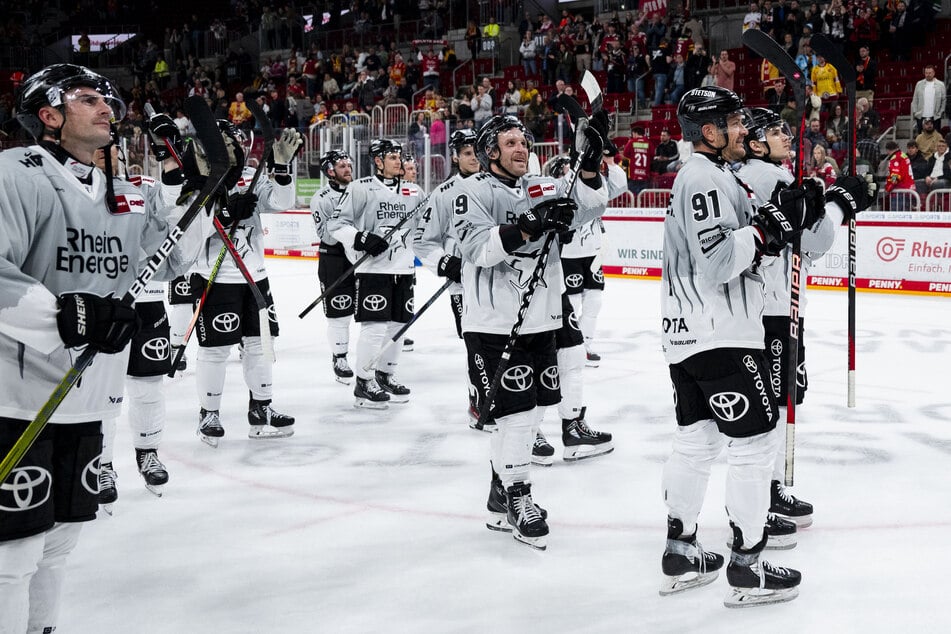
{"left": 585, "top": 360, "right": 600, "bottom": 368}
{"left": 197, "top": 432, "right": 220, "bottom": 448}
{"left": 563, "top": 443, "right": 615, "bottom": 462}
{"left": 512, "top": 531, "right": 547, "bottom": 551}
{"left": 530, "top": 455, "right": 554, "bottom": 467}
{"left": 469, "top": 420, "right": 497, "bottom": 433}
{"left": 775, "top": 513, "right": 813, "bottom": 529}
{"left": 485, "top": 512, "right": 513, "bottom": 533}
{"left": 659, "top": 571, "right": 719, "bottom": 596}
{"left": 100, "top": 504, "right": 114, "bottom": 517}
{"left": 386, "top": 395, "right": 410, "bottom": 404}
{"left": 354, "top": 398, "right": 389, "bottom": 410}
{"left": 248, "top": 426, "right": 295, "bottom": 439}
{"left": 145, "top": 484, "right": 165, "bottom": 498}
{"left": 724, "top": 586, "right": 799, "bottom": 608}
{"left": 765, "top": 534, "right": 798, "bottom": 550}
{"left": 335, "top": 376, "right": 353, "bottom": 385}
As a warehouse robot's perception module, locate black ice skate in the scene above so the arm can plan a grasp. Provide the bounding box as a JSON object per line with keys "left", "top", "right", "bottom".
{"left": 724, "top": 523, "right": 801, "bottom": 608}
{"left": 660, "top": 517, "right": 724, "bottom": 596}
{"left": 332, "top": 353, "right": 354, "bottom": 385}
{"left": 468, "top": 404, "right": 496, "bottom": 433}
{"left": 354, "top": 376, "right": 390, "bottom": 409}
{"left": 770, "top": 480, "right": 814, "bottom": 528}
{"left": 765, "top": 513, "right": 797, "bottom": 550}
{"left": 402, "top": 337, "right": 414, "bottom": 351}
{"left": 486, "top": 471, "right": 546, "bottom": 532}
{"left": 505, "top": 482, "right": 549, "bottom": 550}
{"left": 248, "top": 398, "right": 295, "bottom": 439}
{"left": 375, "top": 371, "right": 410, "bottom": 403}
{"left": 135, "top": 448, "right": 169, "bottom": 497}
{"left": 562, "top": 408, "right": 614, "bottom": 462}
{"left": 198, "top": 408, "right": 225, "bottom": 448}
{"left": 585, "top": 350, "right": 601, "bottom": 368}
{"left": 98, "top": 461, "right": 117, "bottom": 515}
{"left": 531, "top": 431, "right": 555, "bottom": 466}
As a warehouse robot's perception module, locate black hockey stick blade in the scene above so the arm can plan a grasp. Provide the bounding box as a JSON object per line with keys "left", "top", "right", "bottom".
{"left": 245, "top": 96, "right": 276, "bottom": 192}
{"left": 742, "top": 29, "right": 808, "bottom": 98}
{"left": 808, "top": 35, "right": 857, "bottom": 83}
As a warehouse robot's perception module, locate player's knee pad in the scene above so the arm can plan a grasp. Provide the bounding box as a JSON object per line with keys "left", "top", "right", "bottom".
{"left": 727, "top": 430, "right": 778, "bottom": 473}
{"left": 241, "top": 336, "right": 263, "bottom": 357}
{"left": 196, "top": 345, "right": 231, "bottom": 363}
{"left": 671, "top": 419, "right": 726, "bottom": 467}
{"left": 127, "top": 375, "right": 163, "bottom": 405}
{"left": 39, "top": 523, "right": 82, "bottom": 567}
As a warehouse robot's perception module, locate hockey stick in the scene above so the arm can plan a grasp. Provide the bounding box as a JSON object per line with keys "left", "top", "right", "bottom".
{"left": 742, "top": 29, "right": 808, "bottom": 488}
{"left": 0, "top": 96, "right": 230, "bottom": 483}
{"left": 809, "top": 34, "right": 858, "bottom": 408}
{"left": 362, "top": 279, "right": 454, "bottom": 371}
{"left": 476, "top": 72, "right": 602, "bottom": 425}
{"left": 298, "top": 189, "right": 436, "bottom": 319}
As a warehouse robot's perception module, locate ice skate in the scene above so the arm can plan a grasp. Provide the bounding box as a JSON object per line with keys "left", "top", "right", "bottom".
{"left": 248, "top": 399, "right": 295, "bottom": 439}
{"left": 562, "top": 408, "right": 614, "bottom": 461}
{"left": 354, "top": 376, "right": 390, "bottom": 409}
{"left": 332, "top": 353, "right": 354, "bottom": 385}
{"left": 468, "top": 404, "right": 496, "bottom": 433}
{"left": 660, "top": 517, "right": 724, "bottom": 596}
{"left": 402, "top": 337, "right": 414, "bottom": 351}
{"left": 198, "top": 408, "right": 225, "bottom": 448}
{"left": 585, "top": 350, "right": 601, "bottom": 368}
{"left": 724, "top": 524, "right": 801, "bottom": 608}
{"left": 505, "top": 481, "right": 549, "bottom": 550}
{"left": 136, "top": 448, "right": 168, "bottom": 497}
{"left": 486, "top": 472, "right": 546, "bottom": 532}
{"left": 98, "top": 461, "right": 117, "bottom": 515}
{"left": 375, "top": 370, "right": 410, "bottom": 403}
{"left": 725, "top": 512, "right": 797, "bottom": 550}
{"left": 531, "top": 431, "right": 555, "bottom": 467}
{"left": 770, "top": 480, "right": 813, "bottom": 528}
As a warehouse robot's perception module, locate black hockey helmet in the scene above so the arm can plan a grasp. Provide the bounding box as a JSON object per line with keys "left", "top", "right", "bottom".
{"left": 216, "top": 119, "right": 246, "bottom": 189}
{"left": 320, "top": 150, "right": 352, "bottom": 178}
{"left": 369, "top": 138, "right": 403, "bottom": 159}
{"left": 677, "top": 86, "right": 747, "bottom": 143}
{"left": 546, "top": 155, "right": 572, "bottom": 179}
{"left": 449, "top": 128, "right": 478, "bottom": 157}
{"left": 16, "top": 63, "right": 127, "bottom": 140}
{"left": 744, "top": 107, "right": 791, "bottom": 159}
{"left": 475, "top": 114, "right": 534, "bottom": 172}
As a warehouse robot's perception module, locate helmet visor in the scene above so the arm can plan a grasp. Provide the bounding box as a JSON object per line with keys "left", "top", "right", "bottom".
{"left": 61, "top": 85, "right": 127, "bottom": 123}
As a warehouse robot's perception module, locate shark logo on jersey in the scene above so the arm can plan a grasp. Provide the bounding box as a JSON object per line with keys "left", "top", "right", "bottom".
{"left": 212, "top": 313, "right": 241, "bottom": 333}
{"left": 539, "top": 365, "right": 560, "bottom": 391}
{"left": 141, "top": 337, "right": 170, "bottom": 362}
{"left": 501, "top": 365, "right": 533, "bottom": 392}
{"left": 709, "top": 392, "right": 749, "bottom": 422}
{"left": 0, "top": 466, "right": 52, "bottom": 511}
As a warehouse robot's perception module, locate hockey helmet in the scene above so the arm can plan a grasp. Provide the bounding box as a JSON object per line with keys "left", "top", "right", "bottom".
{"left": 546, "top": 155, "right": 572, "bottom": 179}
{"left": 369, "top": 138, "right": 403, "bottom": 159}
{"left": 449, "top": 128, "right": 478, "bottom": 157}
{"left": 475, "top": 115, "right": 534, "bottom": 171}
{"left": 16, "top": 64, "right": 127, "bottom": 140}
{"left": 320, "top": 150, "right": 352, "bottom": 178}
{"left": 677, "top": 87, "right": 747, "bottom": 143}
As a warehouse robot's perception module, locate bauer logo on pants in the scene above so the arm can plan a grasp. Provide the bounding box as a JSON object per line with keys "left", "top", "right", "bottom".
{"left": 0, "top": 466, "right": 52, "bottom": 511}
{"left": 363, "top": 295, "right": 387, "bottom": 312}
{"left": 539, "top": 365, "right": 560, "bottom": 391}
{"left": 708, "top": 392, "right": 749, "bottom": 422}
{"left": 212, "top": 313, "right": 240, "bottom": 333}
{"left": 501, "top": 365, "right": 533, "bottom": 392}
{"left": 141, "top": 337, "right": 170, "bottom": 362}
{"left": 330, "top": 295, "right": 353, "bottom": 311}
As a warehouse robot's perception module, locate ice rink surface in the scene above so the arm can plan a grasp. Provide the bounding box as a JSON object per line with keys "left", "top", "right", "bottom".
{"left": 64, "top": 257, "right": 951, "bottom": 633}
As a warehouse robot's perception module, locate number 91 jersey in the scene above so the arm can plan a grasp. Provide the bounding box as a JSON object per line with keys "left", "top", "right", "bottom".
{"left": 660, "top": 153, "right": 767, "bottom": 365}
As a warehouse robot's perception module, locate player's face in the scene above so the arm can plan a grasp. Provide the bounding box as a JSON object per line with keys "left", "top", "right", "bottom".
{"left": 763, "top": 124, "right": 792, "bottom": 161}
{"left": 402, "top": 160, "right": 417, "bottom": 182}
{"left": 58, "top": 87, "right": 116, "bottom": 156}
{"left": 721, "top": 113, "right": 748, "bottom": 162}
{"left": 491, "top": 128, "right": 530, "bottom": 178}
{"left": 378, "top": 151, "right": 403, "bottom": 178}
{"left": 332, "top": 158, "right": 353, "bottom": 184}
{"left": 456, "top": 145, "right": 480, "bottom": 176}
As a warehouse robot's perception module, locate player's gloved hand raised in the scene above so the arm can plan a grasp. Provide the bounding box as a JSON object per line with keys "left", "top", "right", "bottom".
{"left": 751, "top": 188, "right": 807, "bottom": 256}
{"left": 56, "top": 293, "right": 141, "bottom": 354}
{"left": 579, "top": 110, "right": 609, "bottom": 172}
{"left": 217, "top": 192, "right": 258, "bottom": 225}
{"left": 826, "top": 174, "right": 876, "bottom": 222}
{"left": 799, "top": 178, "right": 827, "bottom": 230}
{"left": 147, "top": 112, "right": 184, "bottom": 163}
{"left": 354, "top": 231, "right": 389, "bottom": 256}
{"left": 437, "top": 254, "right": 462, "bottom": 283}
{"left": 270, "top": 128, "right": 304, "bottom": 174}
{"left": 517, "top": 198, "right": 577, "bottom": 241}
{"left": 177, "top": 139, "right": 209, "bottom": 202}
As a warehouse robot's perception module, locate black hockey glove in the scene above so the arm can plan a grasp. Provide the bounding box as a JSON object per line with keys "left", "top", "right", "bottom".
{"left": 56, "top": 293, "right": 141, "bottom": 354}
{"left": 178, "top": 139, "right": 209, "bottom": 201}
{"left": 354, "top": 231, "right": 389, "bottom": 256}
{"left": 217, "top": 192, "right": 258, "bottom": 225}
{"left": 147, "top": 112, "right": 184, "bottom": 163}
{"left": 799, "top": 178, "right": 827, "bottom": 230}
{"left": 826, "top": 174, "right": 876, "bottom": 222}
{"left": 751, "top": 187, "right": 811, "bottom": 256}
{"left": 517, "top": 198, "right": 577, "bottom": 241}
{"left": 437, "top": 254, "right": 462, "bottom": 283}
{"left": 579, "top": 110, "right": 609, "bottom": 172}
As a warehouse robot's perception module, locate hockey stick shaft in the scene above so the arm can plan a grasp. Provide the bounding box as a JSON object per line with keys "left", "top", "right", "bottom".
{"left": 363, "top": 279, "right": 454, "bottom": 371}
{"left": 1, "top": 96, "right": 229, "bottom": 483}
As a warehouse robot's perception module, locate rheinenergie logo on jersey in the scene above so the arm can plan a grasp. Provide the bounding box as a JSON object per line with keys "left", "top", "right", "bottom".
{"left": 56, "top": 227, "right": 129, "bottom": 279}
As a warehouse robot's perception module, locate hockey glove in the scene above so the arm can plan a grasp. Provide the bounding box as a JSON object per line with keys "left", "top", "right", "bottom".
{"left": 751, "top": 189, "right": 807, "bottom": 256}
{"left": 579, "top": 110, "right": 609, "bottom": 172}
{"left": 178, "top": 139, "right": 209, "bottom": 202}
{"left": 147, "top": 112, "right": 184, "bottom": 163}
{"left": 56, "top": 293, "right": 141, "bottom": 354}
{"left": 437, "top": 254, "right": 462, "bottom": 283}
{"left": 217, "top": 192, "right": 258, "bottom": 225}
{"left": 517, "top": 198, "right": 577, "bottom": 241}
{"left": 354, "top": 231, "right": 389, "bottom": 256}
{"left": 799, "top": 178, "right": 827, "bottom": 230}
{"left": 826, "top": 174, "right": 876, "bottom": 222}
{"left": 271, "top": 128, "right": 304, "bottom": 174}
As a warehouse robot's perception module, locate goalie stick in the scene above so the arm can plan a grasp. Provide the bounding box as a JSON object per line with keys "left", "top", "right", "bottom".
{"left": 809, "top": 33, "right": 859, "bottom": 408}
{"left": 0, "top": 95, "right": 230, "bottom": 483}
{"left": 742, "top": 29, "right": 808, "bottom": 487}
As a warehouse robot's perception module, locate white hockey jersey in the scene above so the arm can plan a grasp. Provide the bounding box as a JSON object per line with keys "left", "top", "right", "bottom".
{"left": 192, "top": 166, "right": 295, "bottom": 284}
{"left": 560, "top": 163, "right": 624, "bottom": 259}
{"left": 328, "top": 175, "right": 422, "bottom": 275}
{"left": 310, "top": 181, "right": 347, "bottom": 247}
{"left": 661, "top": 152, "right": 767, "bottom": 364}
{"left": 412, "top": 173, "right": 470, "bottom": 295}
{"left": 0, "top": 145, "right": 204, "bottom": 423}
{"left": 448, "top": 171, "right": 608, "bottom": 336}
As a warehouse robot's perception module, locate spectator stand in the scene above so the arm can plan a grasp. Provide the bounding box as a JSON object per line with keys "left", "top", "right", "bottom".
{"left": 926, "top": 189, "right": 951, "bottom": 212}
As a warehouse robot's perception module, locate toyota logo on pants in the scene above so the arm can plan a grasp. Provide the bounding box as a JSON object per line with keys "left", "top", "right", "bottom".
{"left": 501, "top": 365, "right": 533, "bottom": 392}
{"left": 568, "top": 312, "right": 581, "bottom": 331}
{"left": 566, "top": 273, "right": 584, "bottom": 288}
{"left": 770, "top": 339, "right": 783, "bottom": 358}
{"left": 82, "top": 456, "right": 101, "bottom": 495}
{"left": 0, "top": 466, "right": 52, "bottom": 511}
{"left": 267, "top": 305, "right": 279, "bottom": 323}
{"left": 330, "top": 295, "right": 353, "bottom": 311}
{"left": 174, "top": 280, "right": 191, "bottom": 296}
{"left": 708, "top": 392, "right": 750, "bottom": 422}
{"left": 363, "top": 294, "right": 387, "bottom": 311}
{"left": 405, "top": 298, "right": 414, "bottom": 313}
{"left": 141, "top": 337, "right": 170, "bottom": 362}
{"left": 539, "top": 365, "right": 559, "bottom": 390}
{"left": 212, "top": 312, "right": 240, "bottom": 333}
{"left": 742, "top": 355, "right": 758, "bottom": 374}
{"left": 592, "top": 269, "right": 604, "bottom": 284}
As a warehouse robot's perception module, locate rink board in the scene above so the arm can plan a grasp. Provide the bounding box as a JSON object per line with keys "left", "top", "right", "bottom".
{"left": 262, "top": 209, "right": 951, "bottom": 297}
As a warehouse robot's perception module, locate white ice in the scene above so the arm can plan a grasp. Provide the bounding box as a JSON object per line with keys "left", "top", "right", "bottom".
{"left": 64, "top": 258, "right": 951, "bottom": 633}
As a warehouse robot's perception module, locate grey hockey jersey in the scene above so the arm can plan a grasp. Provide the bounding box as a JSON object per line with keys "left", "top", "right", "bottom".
{"left": 310, "top": 182, "right": 347, "bottom": 247}
{"left": 412, "top": 173, "right": 468, "bottom": 295}
{"left": 448, "top": 172, "right": 608, "bottom": 336}
{"left": 560, "top": 163, "right": 624, "bottom": 258}
{"left": 328, "top": 175, "right": 422, "bottom": 274}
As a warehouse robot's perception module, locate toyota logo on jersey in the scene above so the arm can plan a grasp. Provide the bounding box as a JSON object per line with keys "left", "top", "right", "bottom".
{"left": 330, "top": 295, "right": 353, "bottom": 311}
{"left": 708, "top": 392, "right": 750, "bottom": 422}
{"left": 539, "top": 365, "right": 560, "bottom": 391}
{"left": 363, "top": 295, "right": 387, "bottom": 311}
{"left": 141, "top": 337, "right": 170, "bottom": 362}
{"left": 0, "top": 466, "right": 52, "bottom": 511}
{"left": 501, "top": 365, "right": 533, "bottom": 392}
{"left": 212, "top": 312, "right": 241, "bottom": 333}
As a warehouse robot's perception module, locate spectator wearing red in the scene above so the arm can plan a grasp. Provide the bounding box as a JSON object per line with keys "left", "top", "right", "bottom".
{"left": 622, "top": 125, "right": 651, "bottom": 195}
{"left": 419, "top": 47, "right": 441, "bottom": 90}
{"left": 883, "top": 140, "right": 916, "bottom": 193}
{"left": 389, "top": 52, "right": 406, "bottom": 85}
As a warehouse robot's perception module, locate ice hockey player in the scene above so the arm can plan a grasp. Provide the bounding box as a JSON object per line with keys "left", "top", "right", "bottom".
{"left": 311, "top": 150, "right": 357, "bottom": 384}
{"left": 735, "top": 107, "right": 874, "bottom": 537}
{"left": 193, "top": 120, "right": 302, "bottom": 446}
{"left": 0, "top": 63, "right": 210, "bottom": 634}
{"left": 328, "top": 139, "right": 422, "bottom": 408}
{"left": 447, "top": 114, "right": 608, "bottom": 550}
{"left": 659, "top": 87, "right": 821, "bottom": 606}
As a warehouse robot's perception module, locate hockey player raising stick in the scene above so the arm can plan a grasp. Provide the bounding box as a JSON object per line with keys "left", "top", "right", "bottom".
{"left": 448, "top": 114, "right": 608, "bottom": 550}
{"left": 311, "top": 150, "right": 357, "bottom": 384}
{"left": 194, "top": 121, "right": 302, "bottom": 446}
{"left": 328, "top": 139, "right": 422, "bottom": 408}
{"left": 658, "top": 87, "right": 824, "bottom": 606}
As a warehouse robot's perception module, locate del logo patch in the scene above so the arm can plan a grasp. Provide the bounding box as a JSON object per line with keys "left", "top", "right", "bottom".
{"left": 113, "top": 194, "right": 146, "bottom": 215}
{"left": 401, "top": 187, "right": 415, "bottom": 196}
{"left": 527, "top": 183, "right": 556, "bottom": 199}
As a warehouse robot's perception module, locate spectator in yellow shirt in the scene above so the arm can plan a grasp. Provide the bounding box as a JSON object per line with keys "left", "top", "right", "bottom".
{"left": 810, "top": 56, "right": 841, "bottom": 99}
{"left": 520, "top": 78, "right": 539, "bottom": 105}
{"left": 228, "top": 92, "right": 252, "bottom": 129}
{"left": 483, "top": 17, "right": 500, "bottom": 39}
